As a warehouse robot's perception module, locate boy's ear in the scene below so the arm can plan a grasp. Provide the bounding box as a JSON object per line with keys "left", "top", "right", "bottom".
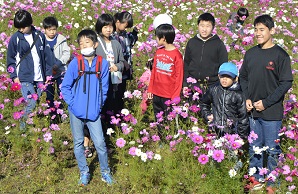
{"left": 94, "top": 42, "right": 99, "bottom": 48}
{"left": 270, "top": 27, "right": 275, "bottom": 35}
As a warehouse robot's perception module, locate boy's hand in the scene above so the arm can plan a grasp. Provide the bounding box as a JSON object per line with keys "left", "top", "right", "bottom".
{"left": 109, "top": 62, "right": 118, "bottom": 72}
{"left": 246, "top": 99, "right": 254, "bottom": 112}
{"left": 147, "top": 92, "right": 153, "bottom": 100}
{"left": 13, "top": 77, "right": 20, "bottom": 84}
{"left": 253, "top": 100, "right": 265, "bottom": 111}
{"left": 207, "top": 114, "right": 213, "bottom": 122}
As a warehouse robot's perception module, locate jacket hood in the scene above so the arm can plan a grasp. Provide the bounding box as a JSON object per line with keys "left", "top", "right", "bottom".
{"left": 195, "top": 34, "right": 220, "bottom": 42}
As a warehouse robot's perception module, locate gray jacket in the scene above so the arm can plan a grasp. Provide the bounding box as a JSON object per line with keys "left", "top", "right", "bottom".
{"left": 52, "top": 34, "right": 70, "bottom": 78}
{"left": 96, "top": 36, "right": 124, "bottom": 72}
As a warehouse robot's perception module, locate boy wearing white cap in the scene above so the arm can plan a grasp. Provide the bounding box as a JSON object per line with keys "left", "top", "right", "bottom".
{"left": 200, "top": 62, "right": 249, "bottom": 139}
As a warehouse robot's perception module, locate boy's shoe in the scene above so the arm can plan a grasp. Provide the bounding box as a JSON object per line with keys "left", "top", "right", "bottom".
{"left": 101, "top": 173, "right": 114, "bottom": 185}
{"left": 84, "top": 146, "right": 93, "bottom": 158}
{"left": 266, "top": 186, "right": 277, "bottom": 194}
{"left": 244, "top": 176, "right": 264, "bottom": 191}
{"left": 78, "top": 173, "right": 90, "bottom": 186}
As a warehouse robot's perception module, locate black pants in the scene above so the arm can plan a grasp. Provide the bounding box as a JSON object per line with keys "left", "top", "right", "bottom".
{"left": 153, "top": 95, "right": 170, "bottom": 137}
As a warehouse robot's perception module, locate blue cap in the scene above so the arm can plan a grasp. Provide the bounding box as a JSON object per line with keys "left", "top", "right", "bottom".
{"left": 218, "top": 62, "right": 238, "bottom": 79}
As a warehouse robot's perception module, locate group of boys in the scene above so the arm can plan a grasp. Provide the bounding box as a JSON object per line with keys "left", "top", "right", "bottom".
{"left": 6, "top": 8, "right": 293, "bottom": 193}
{"left": 148, "top": 11, "right": 292, "bottom": 194}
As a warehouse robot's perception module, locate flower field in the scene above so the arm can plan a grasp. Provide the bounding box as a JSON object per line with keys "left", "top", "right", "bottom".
{"left": 0, "top": 0, "right": 297, "bottom": 193}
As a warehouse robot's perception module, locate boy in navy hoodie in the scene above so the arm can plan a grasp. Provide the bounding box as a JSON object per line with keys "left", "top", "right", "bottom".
{"left": 61, "top": 29, "right": 113, "bottom": 186}
{"left": 6, "top": 9, "right": 53, "bottom": 129}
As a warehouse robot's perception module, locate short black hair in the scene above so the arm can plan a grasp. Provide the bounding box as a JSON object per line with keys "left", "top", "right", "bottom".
{"left": 77, "top": 29, "right": 98, "bottom": 44}
{"left": 43, "top": 16, "right": 59, "bottom": 29}
{"left": 254, "top": 14, "right": 274, "bottom": 30}
{"left": 155, "top": 24, "right": 175, "bottom": 44}
{"left": 237, "top": 8, "right": 249, "bottom": 18}
{"left": 14, "top": 9, "right": 33, "bottom": 28}
{"left": 197, "top": 13, "right": 215, "bottom": 28}
{"left": 114, "top": 11, "right": 133, "bottom": 28}
{"left": 95, "top": 13, "right": 116, "bottom": 35}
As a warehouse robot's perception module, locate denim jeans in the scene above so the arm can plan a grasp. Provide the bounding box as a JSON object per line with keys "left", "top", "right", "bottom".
{"left": 46, "top": 76, "right": 63, "bottom": 108}
{"left": 249, "top": 117, "right": 282, "bottom": 184}
{"left": 20, "top": 82, "right": 43, "bottom": 129}
{"left": 69, "top": 110, "right": 110, "bottom": 175}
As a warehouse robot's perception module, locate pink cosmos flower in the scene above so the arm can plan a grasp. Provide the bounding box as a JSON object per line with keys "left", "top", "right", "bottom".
{"left": 63, "top": 141, "right": 68, "bottom": 145}
{"left": 128, "top": 147, "right": 137, "bottom": 156}
{"left": 7, "top": 66, "right": 14, "bottom": 73}
{"left": 116, "top": 138, "right": 126, "bottom": 148}
{"left": 171, "top": 96, "right": 180, "bottom": 105}
{"left": 288, "top": 185, "right": 296, "bottom": 191}
{"left": 186, "top": 77, "right": 197, "bottom": 84}
{"left": 146, "top": 151, "right": 154, "bottom": 160}
{"left": 248, "top": 131, "right": 258, "bottom": 143}
{"left": 142, "top": 136, "right": 149, "bottom": 143}
{"left": 259, "top": 167, "right": 268, "bottom": 176}
{"left": 283, "top": 165, "right": 291, "bottom": 175}
{"left": 151, "top": 135, "right": 160, "bottom": 142}
{"left": 198, "top": 154, "right": 209, "bottom": 165}
{"left": 49, "top": 146, "right": 55, "bottom": 154}
{"left": 13, "top": 111, "right": 23, "bottom": 120}
{"left": 212, "top": 150, "right": 225, "bottom": 162}
{"left": 43, "top": 132, "right": 52, "bottom": 142}
{"left": 285, "top": 176, "right": 293, "bottom": 182}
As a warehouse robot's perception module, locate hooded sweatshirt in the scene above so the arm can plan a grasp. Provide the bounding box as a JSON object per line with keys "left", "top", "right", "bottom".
{"left": 183, "top": 34, "right": 228, "bottom": 88}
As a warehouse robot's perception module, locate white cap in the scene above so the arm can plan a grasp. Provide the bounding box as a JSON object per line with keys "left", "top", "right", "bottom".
{"left": 153, "top": 14, "right": 172, "bottom": 29}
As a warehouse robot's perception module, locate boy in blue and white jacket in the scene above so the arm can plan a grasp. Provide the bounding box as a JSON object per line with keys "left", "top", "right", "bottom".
{"left": 43, "top": 16, "right": 70, "bottom": 112}
{"left": 6, "top": 10, "right": 53, "bottom": 129}
{"left": 61, "top": 29, "right": 113, "bottom": 186}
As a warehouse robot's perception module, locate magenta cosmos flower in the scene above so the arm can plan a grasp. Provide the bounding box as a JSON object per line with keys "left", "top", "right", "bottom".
{"left": 198, "top": 154, "right": 209, "bottom": 165}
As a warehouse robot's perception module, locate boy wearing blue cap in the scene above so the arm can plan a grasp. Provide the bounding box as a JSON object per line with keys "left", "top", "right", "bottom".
{"left": 200, "top": 62, "right": 249, "bottom": 139}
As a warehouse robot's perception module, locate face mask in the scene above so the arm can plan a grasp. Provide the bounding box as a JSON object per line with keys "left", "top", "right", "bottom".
{"left": 81, "top": 47, "right": 95, "bottom": 57}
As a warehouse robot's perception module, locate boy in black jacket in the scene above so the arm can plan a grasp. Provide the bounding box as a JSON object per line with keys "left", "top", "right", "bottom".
{"left": 183, "top": 13, "right": 228, "bottom": 92}
{"left": 200, "top": 62, "right": 249, "bottom": 139}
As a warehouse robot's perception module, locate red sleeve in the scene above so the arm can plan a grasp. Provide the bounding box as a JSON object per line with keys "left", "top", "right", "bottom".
{"left": 171, "top": 53, "right": 184, "bottom": 99}
{"left": 148, "top": 53, "right": 157, "bottom": 93}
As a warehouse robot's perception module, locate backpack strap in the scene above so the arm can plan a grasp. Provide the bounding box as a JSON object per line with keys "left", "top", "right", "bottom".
{"left": 95, "top": 55, "right": 102, "bottom": 79}
{"left": 74, "top": 54, "right": 85, "bottom": 93}
{"left": 95, "top": 55, "right": 103, "bottom": 109}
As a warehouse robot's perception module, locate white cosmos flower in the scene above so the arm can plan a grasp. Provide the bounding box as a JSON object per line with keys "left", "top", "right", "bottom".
{"left": 140, "top": 152, "right": 147, "bottom": 162}
{"left": 74, "top": 23, "right": 79, "bottom": 28}
{"left": 154, "top": 154, "right": 161, "bottom": 160}
{"left": 106, "top": 128, "right": 114, "bottom": 136}
{"left": 135, "top": 148, "right": 142, "bottom": 156}
{"left": 249, "top": 167, "right": 257, "bottom": 176}
{"left": 229, "top": 169, "right": 237, "bottom": 177}
{"left": 121, "top": 108, "right": 130, "bottom": 116}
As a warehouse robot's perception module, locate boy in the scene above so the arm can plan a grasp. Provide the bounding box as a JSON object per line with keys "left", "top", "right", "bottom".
{"left": 183, "top": 13, "right": 228, "bottom": 92}
{"left": 227, "top": 7, "right": 249, "bottom": 34}
{"left": 61, "top": 29, "right": 113, "bottom": 186}
{"left": 147, "top": 24, "right": 184, "bottom": 136}
{"left": 200, "top": 62, "right": 249, "bottom": 139}
{"left": 6, "top": 9, "right": 53, "bottom": 129}
{"left": 239, "top": 15, "right": 293, "bottom": 193}
{"left": 43, "top": 16, "right": 70, "bottom": 121}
